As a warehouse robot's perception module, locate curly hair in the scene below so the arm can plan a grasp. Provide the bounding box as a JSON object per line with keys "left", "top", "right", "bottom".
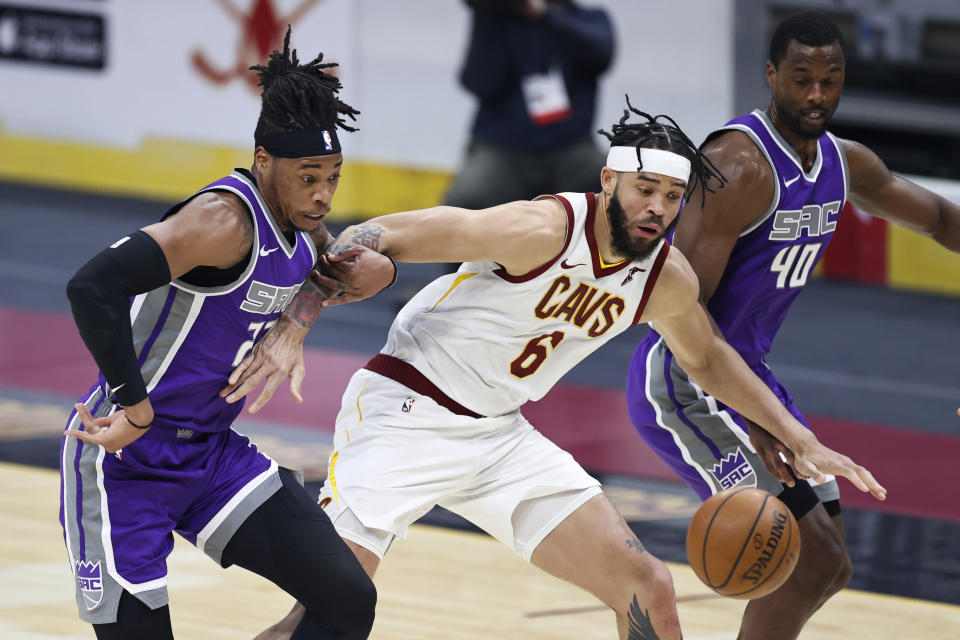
{"left": 251, "top": 25, "right": 360, "bottom": 142}
{"left": 598, "top": 95, "right": 727, "bottom": 204}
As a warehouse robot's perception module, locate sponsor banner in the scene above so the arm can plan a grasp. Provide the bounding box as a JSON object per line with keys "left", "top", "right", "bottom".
{"left": 0, "top": 3, "right": 106, "bottom": 70}
{"left": 0, "top": 0, "right": 353, "bottom": 148}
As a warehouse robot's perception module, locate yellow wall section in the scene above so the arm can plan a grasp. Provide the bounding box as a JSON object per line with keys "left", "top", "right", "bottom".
{"left": 0, "top": 130, "right": 452, "bottom": 221}
{"left": 888, "top": 224, "right": 960, "bottom": 295}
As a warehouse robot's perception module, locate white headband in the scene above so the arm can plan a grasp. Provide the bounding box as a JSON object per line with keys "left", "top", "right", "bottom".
{"left": 606, "top": 146, "right": 691, "bottom": 182}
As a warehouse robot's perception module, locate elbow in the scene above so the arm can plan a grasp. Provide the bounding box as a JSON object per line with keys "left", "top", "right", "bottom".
{"left": 66, "top": 273, "right": 97, "bottom": 306}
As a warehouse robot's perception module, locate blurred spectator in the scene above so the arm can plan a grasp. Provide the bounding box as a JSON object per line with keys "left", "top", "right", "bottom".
{"left": 445, "top": 0, "right": 614, "bottom": 208}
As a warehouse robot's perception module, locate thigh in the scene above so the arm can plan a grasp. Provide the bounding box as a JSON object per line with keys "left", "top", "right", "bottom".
{"left": 629, "top": 336, "right": 787, "bottom": 499}
{"left": 93, "top": 591, "right": 173, "bottom": 640}
{"left": 223, "top": 470, "right": 377, "bottom": 638}
{"left": 529, "top": 493, "right": 660, "bottom": 606}
{"left": 439, "top": 418, "right": 601, "bottom": 559}
{"left": 61, "top": 391, "right": 185, "bottom": 624}
{"left": 176, "top": 429, "right": 281, "bottom": 565}
{"left": 325, "top": 370, "right": 516, "bottom": 542}
{"left": 222, "top": 469, "right": 370, "bottom": 597}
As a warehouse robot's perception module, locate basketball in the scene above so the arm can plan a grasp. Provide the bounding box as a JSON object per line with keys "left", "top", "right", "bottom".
{"left": 686, "top": 487, "right": 801, "bottom": 599}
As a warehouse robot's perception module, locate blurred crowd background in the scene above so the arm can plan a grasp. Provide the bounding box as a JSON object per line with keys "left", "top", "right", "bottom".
{"left": 1, "top": 0, "right": 959, "bottom": 296}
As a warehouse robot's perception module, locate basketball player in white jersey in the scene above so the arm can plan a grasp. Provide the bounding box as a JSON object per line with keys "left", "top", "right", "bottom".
{"left": 244, "top": 103, "right": 886, "bottom": 640}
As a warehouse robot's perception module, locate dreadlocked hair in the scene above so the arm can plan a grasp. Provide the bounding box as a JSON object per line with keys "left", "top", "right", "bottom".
{"left": 251, "top": 25, "right": 359, "bottom": 141}
{"left": 598, "top": 95, "right": 726, "bottom": 205}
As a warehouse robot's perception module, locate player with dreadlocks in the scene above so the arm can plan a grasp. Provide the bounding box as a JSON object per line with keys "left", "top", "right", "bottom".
{"left": 243, "top": 98, "right": 884, "bottom": 640}
{"left": 60, "top": 26, "right": 394, "bottom": 639}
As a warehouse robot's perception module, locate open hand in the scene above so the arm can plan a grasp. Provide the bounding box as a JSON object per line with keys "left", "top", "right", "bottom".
{"left": 220, "top": 315, "right": 308, "bottom": 413}
{"left": 64, "top": 403, "right": 147, "bottom": 453}
{"left": 791, "top": 437, "right": 886, "bottom": 501}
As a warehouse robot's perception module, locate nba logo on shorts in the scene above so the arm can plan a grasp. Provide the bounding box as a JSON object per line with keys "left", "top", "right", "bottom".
{"left": 322, "top": 130, "right": 333, "bottom": 151}
{"left": 76, "top": 560, "right": 103, "bottom": 610}
{"left": 401, "top": 397, "right": 415, "bottom": 413}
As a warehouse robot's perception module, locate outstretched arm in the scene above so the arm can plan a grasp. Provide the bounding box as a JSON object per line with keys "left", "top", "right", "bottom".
{"left": 223, "top": 199, "right": 570, "bottom": 409}
{"left": 641, "top": 251, "right": 886, "bottom": 500}
{"left": 844, "top": 138, "right": 960, "bottom": 252}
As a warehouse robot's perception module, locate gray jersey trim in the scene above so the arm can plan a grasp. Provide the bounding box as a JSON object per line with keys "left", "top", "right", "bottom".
{"left": 826, "top": 132, "right": 850, "bottom": 206}
{"left": 718, "top": 123, "right": 782, "bottom": 237}
{"left": 61, "top": 388, "right": 170, "bottom": 624}
{"left": 234, "top": 170, "right": 299, "bottom": 259}
{"left": 197, "top": 454, "right": 281, "bottom": 566}
{"left": 142, "top": 288, "right": 205, "bottom": 393}
{"left": 131, "top": 286, "right": 172, "bottom": 359}
{"left": 645, "top": 338, "right": 786, "bottom": 496}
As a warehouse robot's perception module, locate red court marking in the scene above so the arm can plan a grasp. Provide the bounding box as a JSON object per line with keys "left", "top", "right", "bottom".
{"left": 2, "top": 306, "right": 957, "bottom": 522}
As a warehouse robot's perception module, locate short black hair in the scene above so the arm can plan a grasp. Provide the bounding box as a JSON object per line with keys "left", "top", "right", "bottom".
{"left": 598, "top": 96, "right": 726, "bottom": 205}
{"left": 250, "top": 26, "right": 359, "bottom": 142}
{"left": 769, "top": 11, "right": 845, "bottom": 67}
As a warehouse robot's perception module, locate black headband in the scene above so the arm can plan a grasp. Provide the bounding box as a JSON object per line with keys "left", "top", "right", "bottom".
{"left": 255, "top": 128, "right": 341, "bottom": 158}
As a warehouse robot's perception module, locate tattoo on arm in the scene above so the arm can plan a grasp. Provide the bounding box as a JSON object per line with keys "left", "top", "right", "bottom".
{"left": 626, "top": 538, "right": 646, "bottom": 554}
{"left": 282, "top": 275, "right": 344, "bottom": 329}
{"left": 237, "top": 210, "right": 254, "bottom": 261}
{"left": 627, "top": 595, "right": 660, "bottom": 640}
{"left": 328, "top": 223, "right": 385, "bottom": 255}
{"left": 282, "top": 282, "right": 327, "bottom": 328}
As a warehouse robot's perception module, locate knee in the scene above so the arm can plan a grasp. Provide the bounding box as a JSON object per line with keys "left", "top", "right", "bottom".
{"left": 641, "top": 560, "right": 678, "bottom": 613}
{"left": 828, "top": 550, "right": 853, "bottom": 596}
{"left": 334, "top": 568, "right": 377, "bottom": 638}
{"left": 616, "top": 556, "right": 677, "bottom": 617}
{"left": 796, "top": 531, "right": 852, "bottom": 600}
{"left": 304, "top": 562, "right": 377, "bottom": 639}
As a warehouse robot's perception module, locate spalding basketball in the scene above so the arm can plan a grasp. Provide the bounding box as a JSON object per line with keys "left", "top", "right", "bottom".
{"left": 686, "top": 487, "right": 800, "bottom": 599}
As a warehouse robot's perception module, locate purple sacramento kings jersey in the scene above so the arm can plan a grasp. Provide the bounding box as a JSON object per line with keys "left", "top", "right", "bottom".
{"left": 98, "top": 169, "right": 317, "bottom": 433}
{"left": 63, "top": 170, "right": 318, "bottom": 624}
{"left": 625, "top": 111, "right": 849, "bottom": 502}
{"left": 705, "top": 110, "right": 849, "bottom": 364}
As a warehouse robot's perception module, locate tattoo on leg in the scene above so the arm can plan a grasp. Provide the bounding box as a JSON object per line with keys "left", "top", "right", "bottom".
{"left": 626, "top": 538, "right": 646, "bottom": 554}
{"left": 627, "top": 595, "right": 660, "bottom": 640}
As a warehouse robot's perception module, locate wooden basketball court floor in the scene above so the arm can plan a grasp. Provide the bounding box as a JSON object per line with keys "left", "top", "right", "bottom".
{"left": 5, "top": 462, "right": 959, "bottom": 640}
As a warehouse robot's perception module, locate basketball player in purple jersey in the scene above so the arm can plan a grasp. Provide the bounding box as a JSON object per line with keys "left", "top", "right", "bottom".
{"left": 627, "top": 11, "right": 960, "bottom": 639}
{"left": 60, "top": 29, "right": 396, "bottom": 639}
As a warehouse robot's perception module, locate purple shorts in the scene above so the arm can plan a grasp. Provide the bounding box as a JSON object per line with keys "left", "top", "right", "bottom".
{"left": 59, "top": 385, "right": 281, "bottom": 624}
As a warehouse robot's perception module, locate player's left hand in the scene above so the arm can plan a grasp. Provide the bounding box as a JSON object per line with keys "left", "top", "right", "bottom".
{"left": 64, "top": 403, "right": 148, "bottom": 453}
{"left": 747, "top": 420, "right": 803, "bottom": 487}
{"left": 791, "top": 436, "right": 886, "bottom": 501}
{"left": 220, "top": 315, "right": 309, "bottom": 413}
{"left": 318, "top": 246, "right": 396, "bottom": 307}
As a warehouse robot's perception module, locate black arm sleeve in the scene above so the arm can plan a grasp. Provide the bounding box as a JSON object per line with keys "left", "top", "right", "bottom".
{"left": 66, "top": 230, "right": 172, "bottom": 407}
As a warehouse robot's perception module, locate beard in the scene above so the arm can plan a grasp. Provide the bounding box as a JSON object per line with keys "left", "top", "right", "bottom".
{"left": 607, "top": 190, "right": 673, "bottom": 262}
{"left": 776, "top": 102, "right": 833, "bottom": 140}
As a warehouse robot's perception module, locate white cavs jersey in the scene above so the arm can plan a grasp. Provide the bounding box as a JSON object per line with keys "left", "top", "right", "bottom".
{"left": 381, "top": 192, "right": 670, "bottom": 418}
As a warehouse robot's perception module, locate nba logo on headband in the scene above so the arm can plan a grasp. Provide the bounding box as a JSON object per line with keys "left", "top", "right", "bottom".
{"left": 322, "top": 130, "right": 333, "bottom": 151}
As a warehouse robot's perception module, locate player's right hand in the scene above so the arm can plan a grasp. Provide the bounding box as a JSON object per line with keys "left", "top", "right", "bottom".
{"left": 220, "top": 314, "right": 309, "bottom": 413}
{"left": 64, "top": 403, "right": 148, "bottom": 453}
